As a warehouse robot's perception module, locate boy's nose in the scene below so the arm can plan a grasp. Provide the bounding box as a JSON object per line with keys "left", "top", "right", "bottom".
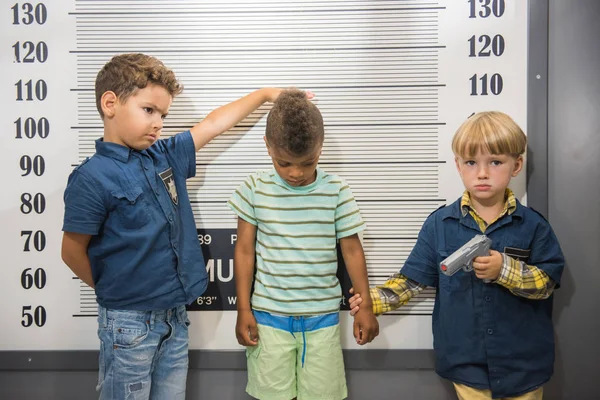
{"left": 288, "top": 167, "right": 303, "bottom": 179}
{"left": 477, "top": 165, "right": 489, "bottom": 178}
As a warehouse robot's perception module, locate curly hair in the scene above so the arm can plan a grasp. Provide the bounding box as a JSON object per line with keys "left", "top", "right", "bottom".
{"left": 265, "top": 89, "right": 324, "bottom": 156}
{"left": 95, "top": 53, "right": 183, "bottom": 119}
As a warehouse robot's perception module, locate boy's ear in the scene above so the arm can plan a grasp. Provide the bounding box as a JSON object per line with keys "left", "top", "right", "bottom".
{"left": 100, "top": 91, "right": 118, "bottom": 118}
{"left": 512, "top": 155, "right": 524, "bottom": 176}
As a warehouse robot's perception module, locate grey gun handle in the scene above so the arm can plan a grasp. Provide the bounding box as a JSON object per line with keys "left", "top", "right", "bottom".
{"left": 463, "top": 261, "right": 491, "bottom": 284}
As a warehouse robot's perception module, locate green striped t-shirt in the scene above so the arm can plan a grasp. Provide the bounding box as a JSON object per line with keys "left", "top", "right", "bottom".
{"left": 228, "top": 167, "right": 365, "bottom": 316}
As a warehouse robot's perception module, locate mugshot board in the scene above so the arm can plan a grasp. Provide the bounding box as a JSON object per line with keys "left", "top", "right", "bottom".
{"left": 0, "top": 0, "right": 529, "bottom": 353}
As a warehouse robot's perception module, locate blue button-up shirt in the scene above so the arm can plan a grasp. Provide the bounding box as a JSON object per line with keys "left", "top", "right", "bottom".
{"left": 400, "top": 198, "right": 564, "bottom": 398}
{"left": 63, "top": 131, "right": 207, "bottom": 310}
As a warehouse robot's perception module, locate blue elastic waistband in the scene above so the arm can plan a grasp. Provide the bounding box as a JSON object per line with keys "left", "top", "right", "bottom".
{"left": 253, "top": 310, "right": 339, "bottom": 332}
{"left": 253, "top": 310, "right": 339, "bottom": 368}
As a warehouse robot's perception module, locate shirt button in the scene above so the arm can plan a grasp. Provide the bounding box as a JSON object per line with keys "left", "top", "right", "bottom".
{"left": 154, "top": 189, "right": 159, "bottom": 195}
{"left": 487, "top": 328, "right": 493, "bottom": 335}
{"left": 168, "top": 216, "right": 173, "bottom": 223}
{"left": 485, "top": 296, "right": 491, "bottom": 302}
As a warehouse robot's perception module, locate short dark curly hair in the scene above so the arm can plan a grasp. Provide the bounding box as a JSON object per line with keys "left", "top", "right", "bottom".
{"left": 95, "top": 53, "right": 183, "bottom": 119}
{"left": 265, "top": 89, "right": 324, "bottom": 156}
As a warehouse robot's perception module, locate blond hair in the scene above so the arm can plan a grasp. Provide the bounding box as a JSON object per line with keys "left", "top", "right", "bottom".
{"left": 95, "top": 53, "right": 183, "bottom": 119}
{"left": 452, "top": 111, "right": 527, "bottom": 158}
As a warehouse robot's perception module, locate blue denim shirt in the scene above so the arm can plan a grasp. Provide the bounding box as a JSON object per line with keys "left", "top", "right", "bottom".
{"left": 63, "top": 131, "right": 207, "bottom": 310}
{"left": 401, "top": 197, "right": 564, "bottom": 398}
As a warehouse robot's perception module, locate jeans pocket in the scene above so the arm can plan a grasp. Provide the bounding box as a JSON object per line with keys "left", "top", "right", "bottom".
{"left": 180, "top": 308, "right": 191, "bottom": 328}
{"left": 96, "top": 341, "right": 105, "bottom": 392}
{"left": 113, "top": 319, "right": 150, "bottom": 349}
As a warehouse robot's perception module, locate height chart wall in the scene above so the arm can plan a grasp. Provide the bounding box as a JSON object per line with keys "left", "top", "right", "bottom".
{"left": 0, "top": 0, "right": 527, "bottom": 351}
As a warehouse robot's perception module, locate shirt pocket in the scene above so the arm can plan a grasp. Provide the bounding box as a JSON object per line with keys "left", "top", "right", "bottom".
{"left": 111, "top": 187, "right": 151, "bottom": 229}
{"left": 438, "top": 249, "right": 473, "bottom": 292}
{"left": 504, "top": 246, "right": 531, "bottom": 263}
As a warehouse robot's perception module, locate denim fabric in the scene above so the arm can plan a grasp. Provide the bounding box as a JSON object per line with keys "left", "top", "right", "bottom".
{"left": 96, "top": 305, "right": 190, "bottom": 399}
{"left": 63, "top": 131, "right": 207, "bottom": 310}
{"left": 400, "top": 198, "right": 564, "bottom": 398}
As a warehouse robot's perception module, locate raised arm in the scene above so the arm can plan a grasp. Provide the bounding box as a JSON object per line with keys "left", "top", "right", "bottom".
{"left": 190, "top": 88, "right": 282, "bottom": 151}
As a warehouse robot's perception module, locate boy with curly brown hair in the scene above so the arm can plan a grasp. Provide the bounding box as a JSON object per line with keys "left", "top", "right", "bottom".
{"left": 229, "top": 89, "right": 379, "bottom": 400}
{"left": 61, "top": 53, "right": 286, "bottom": 399}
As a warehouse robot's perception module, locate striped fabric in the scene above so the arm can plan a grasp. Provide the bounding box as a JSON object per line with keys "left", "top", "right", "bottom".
{"left": 228, "top": 167, "right": 365, "bottom": 316}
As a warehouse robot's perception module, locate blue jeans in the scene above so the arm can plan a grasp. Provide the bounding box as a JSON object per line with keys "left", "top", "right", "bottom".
{"left": 97, "top": 305, "right": 190, "bottom": 399}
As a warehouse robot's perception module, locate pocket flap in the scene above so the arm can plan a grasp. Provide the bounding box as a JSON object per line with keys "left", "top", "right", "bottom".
{"left": 111, "top": 187, "right": 143, "bottom": 203}
{"left": 504, "top": 246, "right": 531, "bottom": 262}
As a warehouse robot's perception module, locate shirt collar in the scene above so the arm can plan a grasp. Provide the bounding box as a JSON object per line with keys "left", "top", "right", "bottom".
{"left": 460, "top": 188, "right": 517, "bottom": 218}
{"left": 271, "top": 167, "right": 324, "bottom": 192}
{"left": 95, "top": 138, "right": 134, "bottom": 163}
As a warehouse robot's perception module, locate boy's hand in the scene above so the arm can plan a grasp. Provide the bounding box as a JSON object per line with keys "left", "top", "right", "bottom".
{"left": 472, "top": 250, "right": 503, "bottom": 281}
{"left": 347, "top": 287, "right": 362, "bottom": 316}
{"left": 190, "top": 88, "right": 314, "bottom": 152}
{"left": 353, "top": 309, "right": 379, "bottom": 345}
{"left": 235, "top": 310, "right": 259, "bottom": 346}
{"left": 348, "top": 287, "right": 378, "bottom": 344}
{"left": 262, "top": 88, "right": 283, "bottom": 103}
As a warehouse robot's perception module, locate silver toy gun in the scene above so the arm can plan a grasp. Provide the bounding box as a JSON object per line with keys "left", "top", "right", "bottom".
{"left": 440, "top": 235, "right": 492, "bottom": 283}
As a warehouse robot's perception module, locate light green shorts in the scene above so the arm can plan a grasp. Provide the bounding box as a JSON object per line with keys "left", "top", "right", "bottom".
{"left": 245, "top": 311, "right": 347, "bottom": 400}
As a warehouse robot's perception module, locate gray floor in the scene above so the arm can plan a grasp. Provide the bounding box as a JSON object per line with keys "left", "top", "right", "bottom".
{"left": 0, "top": 370, "right": 458, "bottom": 400}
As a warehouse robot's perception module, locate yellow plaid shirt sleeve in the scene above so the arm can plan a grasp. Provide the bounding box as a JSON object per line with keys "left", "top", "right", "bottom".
{"left": 370, "top": 274, "right": 426, "bottom": 315}
{"left": 495, "top": 253, "right": 556, "bottom": 299}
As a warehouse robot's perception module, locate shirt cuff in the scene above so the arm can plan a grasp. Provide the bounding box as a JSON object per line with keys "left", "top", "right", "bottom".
{"left": 494, "top": 253, "right": 513, "bottom": 286}
{"left": 370, "top": 287, "right": 385, "bottom": 315}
